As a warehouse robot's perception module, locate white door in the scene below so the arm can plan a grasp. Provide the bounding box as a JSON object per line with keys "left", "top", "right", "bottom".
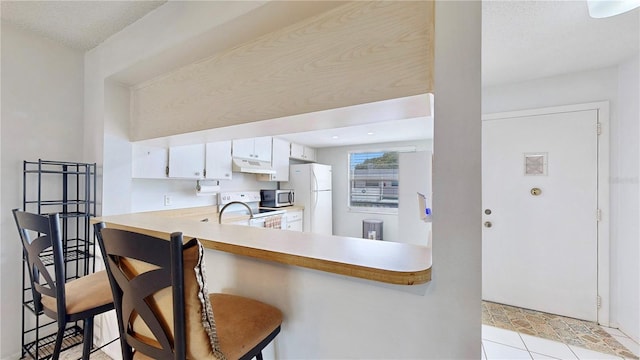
{"left": 312, "top": 164, "right": 332, "bottom": 191}
{"left": 311, "top": 190, "right": 333, "bottom": 235}
{"left": 482, "top": 109, "right": 599, "bottom": 322}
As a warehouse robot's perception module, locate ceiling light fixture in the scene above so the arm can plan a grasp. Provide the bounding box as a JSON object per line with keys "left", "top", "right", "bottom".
{"left": 587, "top": 0, "right": 640, "bottom": 18}
{"left": 332, "top": 136, "right": 339, "bottom": 139}
{"left": 367, "top": 132, "right": 374, "bottom": 135}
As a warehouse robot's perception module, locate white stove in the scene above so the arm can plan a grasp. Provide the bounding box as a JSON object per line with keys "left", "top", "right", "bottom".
{"left": 218, "top": 191, "right": 286, "bottom": 228}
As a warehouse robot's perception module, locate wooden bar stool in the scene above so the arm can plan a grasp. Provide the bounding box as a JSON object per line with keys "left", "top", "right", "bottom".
{"left": 13, "top": 209, "right": 114, "bottom": 360}
{"left": 94, "top": 222, "right": 283, "bottom": 360}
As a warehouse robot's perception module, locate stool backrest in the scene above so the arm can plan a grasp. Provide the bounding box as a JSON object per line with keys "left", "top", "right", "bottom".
{"left": 13, "top": 209, "right": 66, "bottom": 318}
{"left": 94, "top": 223, "right": 227, "bottom": 360}
{"left": 94, "top": 223, "right": 187, "bottom": 360}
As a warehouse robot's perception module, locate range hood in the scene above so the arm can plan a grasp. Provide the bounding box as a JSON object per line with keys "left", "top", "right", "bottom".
{"left": 232, "top": 158, "right": 275, "bottom": 174}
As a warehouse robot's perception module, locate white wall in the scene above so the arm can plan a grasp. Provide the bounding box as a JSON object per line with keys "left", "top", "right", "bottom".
{"left": 483, "top": 66, "right": 619, "bottom": 114}
{"left": 316, "top": 140, "right": 431, "bottom": 242}
{"left": 614, "top": 54, "right": 639, "bottom": 341}
{"left": 130, "top": 174, "right": 276, "bottom": 213}
{"left": 0, "top": 23, "right": 85, "bottom": 359}
{"left": 483, "top": 61, "right": 640, "bottom": 340}
{"left": 398, "top": 151, "right": 432, "bottom": 246}
{"left": 103, "top": 80, "right": 133, "bottom": 215}
{"left": 86, "top": 0, "right": 482, "bottom": 358}
{"left": 84, "top": 1, "right": 270, "bottom": 217}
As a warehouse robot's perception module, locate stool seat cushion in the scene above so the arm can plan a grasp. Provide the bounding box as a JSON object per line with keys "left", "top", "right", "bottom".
{"left": 131, "top": 293, "right": 283, "bottom": 360}
{"left": 41, "top": 270, "right": 112, "bottom": 316}
{"left": 211, "top": 293, "right": 283, "bottom": 360}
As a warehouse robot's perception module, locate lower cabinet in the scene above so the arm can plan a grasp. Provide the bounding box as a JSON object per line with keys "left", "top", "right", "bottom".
{"left": 285, "top": 210, "right": 303, "bottom": 232}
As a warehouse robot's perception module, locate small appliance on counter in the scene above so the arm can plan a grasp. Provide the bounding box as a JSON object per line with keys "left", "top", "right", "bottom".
{"left": 260, "top": 189, "right": 295, "bottom": 208}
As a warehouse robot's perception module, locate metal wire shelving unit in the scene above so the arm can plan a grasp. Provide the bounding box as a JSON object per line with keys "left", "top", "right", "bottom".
{"left": 20, "top": 159, "right": 97, "bottom": 360}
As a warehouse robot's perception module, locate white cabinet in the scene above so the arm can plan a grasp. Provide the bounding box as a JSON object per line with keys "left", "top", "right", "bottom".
{"left": 205, "top": 141, "right": 232, "bottom": 180}
{"left": 132, "top": 144, "right": 168, "bottom": 179}
{"left": 253, "top": 137, "right": 273, "bottom": 161}
{"left": 290, "top": 143, "right": 316, "bottom": 162}
{"left": 284, "top": 210, "right": 303, "bottom": 232}
{"left": 257, "top": 138, "right": 290, "bottom": 182}
{"left": 232, "top": 136, "right": 272, "bottom": 162}
{"left": 168, "top": 144, "right": 205, "bottom": 179}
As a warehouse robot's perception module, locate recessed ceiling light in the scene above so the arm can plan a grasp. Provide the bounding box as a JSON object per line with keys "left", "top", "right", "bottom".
{"left": 332, "top": 136, "right": 339, "bottom": 139}
{"left": 367, "top": 132, "right": 374, "bottom": 135}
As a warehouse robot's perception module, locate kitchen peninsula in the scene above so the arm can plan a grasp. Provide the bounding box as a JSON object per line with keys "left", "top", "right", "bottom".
{"left": 94, "top": 207, "right": 435, "bottom": 358}
{"left": 95, "top": 207, "right": 432, "bottom": 285}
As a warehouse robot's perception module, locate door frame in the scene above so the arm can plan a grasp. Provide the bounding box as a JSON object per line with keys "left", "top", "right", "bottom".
{"left": 482, "top": 101, "right": 610, "bottom": 325}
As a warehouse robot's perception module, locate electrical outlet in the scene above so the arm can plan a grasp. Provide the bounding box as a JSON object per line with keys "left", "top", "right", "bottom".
{"left": 164, "top": 195, "right": 172, "bottom": 206}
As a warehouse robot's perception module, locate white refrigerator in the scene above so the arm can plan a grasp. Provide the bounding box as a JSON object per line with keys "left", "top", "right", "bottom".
{"left": 285, "top": 163, "right": 333, "bottom": 235}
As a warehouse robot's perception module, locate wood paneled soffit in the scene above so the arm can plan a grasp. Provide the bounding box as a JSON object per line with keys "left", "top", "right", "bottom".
{"left": 131, "top": 1, "right": 434, "bottom": 141}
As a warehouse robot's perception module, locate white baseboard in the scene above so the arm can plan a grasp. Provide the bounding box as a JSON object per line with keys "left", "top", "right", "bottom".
{"left": 1, "top": 351, "right": 22, "bottom": 360}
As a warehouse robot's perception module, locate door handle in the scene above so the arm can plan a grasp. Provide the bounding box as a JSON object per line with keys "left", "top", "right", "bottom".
{"left": 484, "top": 221, "right": 493, "bottom": 228}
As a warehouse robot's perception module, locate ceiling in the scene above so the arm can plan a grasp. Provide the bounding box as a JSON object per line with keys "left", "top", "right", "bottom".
{"left": 483, "top": 1, "right": 638, "bottom": 87}
{"left": 0, "top": 1, "right": 166, "bottom": 50}
{"left": 1, "top": 1, "right": 638, "bottom": 146}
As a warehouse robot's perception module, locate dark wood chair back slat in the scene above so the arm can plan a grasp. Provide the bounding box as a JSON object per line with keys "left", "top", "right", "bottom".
{"left": 94, "top": 223, "right": 187, "bottom": 360}
{"left": 13, "top": 209, "right": 66, "bottom": 316}
{"left": 13, "top": 209, "right": 115, "bottom": 360}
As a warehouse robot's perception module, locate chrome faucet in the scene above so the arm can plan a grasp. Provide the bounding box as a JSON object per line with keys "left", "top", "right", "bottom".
{"left": 218, "top": 201, "right": 254, "bottom": 224}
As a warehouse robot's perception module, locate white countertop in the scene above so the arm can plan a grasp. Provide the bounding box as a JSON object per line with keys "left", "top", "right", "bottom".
{"left": 95, "top": 207, "right": 432, "bottom": 285}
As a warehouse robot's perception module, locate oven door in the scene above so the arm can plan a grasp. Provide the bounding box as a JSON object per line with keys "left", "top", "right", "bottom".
{"left": 249, "top": 217, "right": 266, "bottom": 228}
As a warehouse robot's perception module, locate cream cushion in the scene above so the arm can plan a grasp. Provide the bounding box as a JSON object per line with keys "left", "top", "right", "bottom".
{"left": 41, "top": 270, "right": 112, "bottom": 315}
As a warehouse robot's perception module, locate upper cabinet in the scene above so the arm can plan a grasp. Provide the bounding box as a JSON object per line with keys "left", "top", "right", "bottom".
{"left": 168, "top": 144, "right": 205, "bottom": 179}
{"left": 232, "top": 136, "right": 272, "bottom": 162}
{"left": 205, "top": 141, "right": 232, "bottom": 180}
{"left": 258, "top": 137, "right": 290, "bottom": 182}
{"left": 132, "top": 144, "right": 168, "bottom": 179}
{"left": 290, "top": 143, "right": 316, "bottom": 162}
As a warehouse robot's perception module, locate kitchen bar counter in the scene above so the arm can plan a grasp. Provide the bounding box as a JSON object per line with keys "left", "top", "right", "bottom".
{"left": 95, "top": 208, "right": 432, "bottom": 285}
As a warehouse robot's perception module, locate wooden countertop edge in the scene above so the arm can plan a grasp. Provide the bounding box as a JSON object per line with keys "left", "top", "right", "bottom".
{"left": 200, "top": 240, "right": 431, "bottom": 285}
{"left": 99, "top": 220, "right": 431, "bottom": 286}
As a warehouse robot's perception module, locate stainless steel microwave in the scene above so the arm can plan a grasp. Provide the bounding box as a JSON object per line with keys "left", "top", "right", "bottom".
{"left": 260, "top": 189, "right": 294, "bottom": 207}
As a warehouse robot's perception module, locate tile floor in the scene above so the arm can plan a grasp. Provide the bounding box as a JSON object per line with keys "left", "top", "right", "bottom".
{"left": 482, "top": 301, "right": 640, "bottom": 360}
{"left": 482, "top": 324, "right": 640, "bottom": 360}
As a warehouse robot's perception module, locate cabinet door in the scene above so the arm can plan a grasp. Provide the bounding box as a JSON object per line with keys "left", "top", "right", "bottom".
{"left": 290, "top": 143, "right": 316, "bottom": 162}
{"left": 290, "top": 143, "right": 305, "bottom": 159}
{"left": 132, "top": 144, "right": 168, "bottom": 179}
{"left": 304, "top": 146, "right": 317, "bottom": 162}
{"left": 285, "top": 210, "right": 304, "bottom": 231}
{"left": 168, "top": 144, "right": 205, "bottom": 179}
{"left": 287, "top": 220, "right": 303, "bottom": 232}
{"left": 270, "top": 138, "right": 290, "bottom": 181}
{"left": 232, "top": 138, "right": 255, "bottom": 160}
{"left": 205, "top": 141, "right": 232, "bottom": 180}
{"left": 253, "top": 136, "right": 273, "bottom": 162}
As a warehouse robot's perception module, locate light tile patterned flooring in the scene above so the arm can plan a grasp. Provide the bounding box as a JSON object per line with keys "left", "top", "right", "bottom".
{"left": 26, "top": 302, "right": 640, "bottom": 359}
{"left": 483, "top": 301, "right": 640, "bottom": 359}
{"left": 24, "top": 334, "right": 112, "bottom": 360}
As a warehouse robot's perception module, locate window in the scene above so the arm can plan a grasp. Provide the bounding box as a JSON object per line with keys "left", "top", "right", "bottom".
{"left": 349, "top": 151, "right": 399, "bottom": 211}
